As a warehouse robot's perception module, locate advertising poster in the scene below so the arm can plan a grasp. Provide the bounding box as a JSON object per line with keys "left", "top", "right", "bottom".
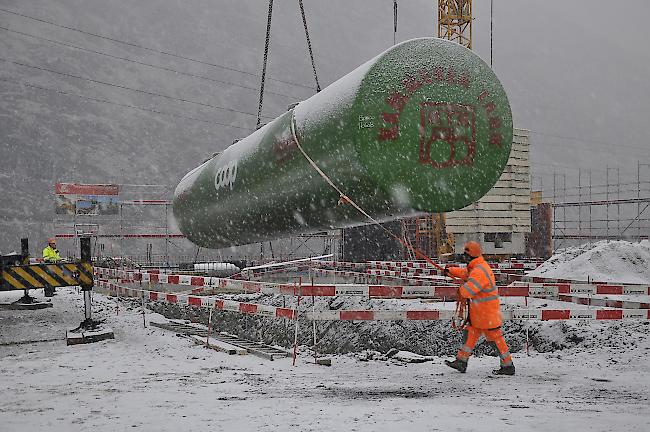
{"left": 55, "top": 183, "right": 120, "bottom": 216}
{"left": 55, "top": 195, "right": 76, "bottom": 215}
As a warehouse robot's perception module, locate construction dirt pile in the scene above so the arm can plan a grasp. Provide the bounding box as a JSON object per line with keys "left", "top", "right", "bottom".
{"left": 527, "top": 240, "right": 650, "bottom": 284}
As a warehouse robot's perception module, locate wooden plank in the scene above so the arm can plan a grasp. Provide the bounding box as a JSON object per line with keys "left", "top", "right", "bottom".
{"left": 189, "top": 335, "right": 248, "bottom": 355}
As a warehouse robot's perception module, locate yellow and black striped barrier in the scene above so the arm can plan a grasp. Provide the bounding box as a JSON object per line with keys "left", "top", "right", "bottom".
{"left": 0, "top": 261, "right": 94, "bottom": 291}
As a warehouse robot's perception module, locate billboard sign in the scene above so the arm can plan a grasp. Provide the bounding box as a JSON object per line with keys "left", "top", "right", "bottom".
{"left": 55, "top": 183, "right": 119, "bottom": 196}
{"left": 55, "top": 183, "right": 120, "bottom": 216}
{"left": 55, "top": 194, "right": 76, "bottom": 215}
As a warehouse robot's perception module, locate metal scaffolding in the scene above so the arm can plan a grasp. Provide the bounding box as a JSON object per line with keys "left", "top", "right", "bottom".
{"left": 532, "top": 162, "right": 650, "bottom": 250}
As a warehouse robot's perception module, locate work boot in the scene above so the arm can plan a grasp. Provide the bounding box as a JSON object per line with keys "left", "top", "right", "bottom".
{"left": 492, "top": 364, "right": 515, "bottom": 376}
{"left": 444, "top": 359, "right": 467, "bottom": 373}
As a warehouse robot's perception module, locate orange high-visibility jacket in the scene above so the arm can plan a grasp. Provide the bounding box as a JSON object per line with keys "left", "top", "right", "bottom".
{"left": 447, "top": 256, "right": 502, "bottom": 329}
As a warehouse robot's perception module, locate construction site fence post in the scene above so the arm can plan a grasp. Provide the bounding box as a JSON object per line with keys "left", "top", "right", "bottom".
{"left": 292, "top": 278, "right": 302, "bottom": 366}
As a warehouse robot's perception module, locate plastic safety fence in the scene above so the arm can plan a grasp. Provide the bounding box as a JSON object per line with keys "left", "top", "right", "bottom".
{"left": 94, "top": 267, "right": 539, "bottom": 300}
{"left": 94, "top": 267, "right": 650, "bottom": 303}
{"left": 309, "top": 267, "right": 438, "bottom": 286}
{"left": 312, "top": 260, "right": 544, "bottom": 271}
{"left": 366, "top": 260, "right": 544, "bottom": 270}
{"left": 515, "top": 274, "right": 650, "bottom": 286}
{"left": 310, "top": 261, "right": 370, "bottom": 270}
{"left": 511, "top": 282, "right": 650, "bottom": 295}
{"left": 307, "top": 309, "right": 650, "bottom": 321}
{"left": 95, "top": 280, "right": 650, "bottom": 322}
{"left": 95, "top": 280, "right": 296, "bottom": 320}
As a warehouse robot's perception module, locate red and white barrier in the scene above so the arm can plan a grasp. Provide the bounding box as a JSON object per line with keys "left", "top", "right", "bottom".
{"left": 312, "top": 267, "right": 440, "bottom": 286}
{"left": 367, "top": 260, "right": 543, "bottom": 271}
{"left": 94, "top": 268, "right": 650, "bottom": 306}
{"left": 95, "top": 280, "right": 296, "bottom": 320}
{"left": 555, "top": 294, "right": 650, "bottom": 310}
{"left": 311, "top": 261, "right": 369, "bottom": 270}
{"left": 95, "top": 280, "right": 650, "bottom": 322}
{"left": 305, "top": 308, "right": 650, "bottom": 321}
{"left": 511, "top": 281, "right": 650, "bottom": 296}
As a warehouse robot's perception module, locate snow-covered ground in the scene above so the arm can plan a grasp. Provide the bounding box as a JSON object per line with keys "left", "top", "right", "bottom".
{"left": 528, "top": 240, "right": 650, "bottom": 284}
{"left": 1, "top": 288, "right": 649, "bottom": 431}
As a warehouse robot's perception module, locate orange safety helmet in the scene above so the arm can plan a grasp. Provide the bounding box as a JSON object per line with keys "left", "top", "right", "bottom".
{"left": 463, "top": 241, "right": 482, "bottom": 258}
{"left": 48, "top": 237, "right": 56, "bottom": 245}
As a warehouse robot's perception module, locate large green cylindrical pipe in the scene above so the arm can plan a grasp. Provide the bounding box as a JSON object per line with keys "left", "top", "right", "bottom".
{"left": 173, "top": 37, "right": 513, "bottom": 249}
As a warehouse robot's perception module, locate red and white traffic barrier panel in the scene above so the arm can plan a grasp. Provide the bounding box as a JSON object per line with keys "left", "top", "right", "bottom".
{"left": 518, "top": 274, "right": 650, "bottom": 287}
{"left": 95, "top": 267, "right": 266, "bottom": 292}
{"left": 555, "top": 294, "right": 650, "bottom": 310}
{"left": 312, "top": 267, "right": 438, "bottom": 286}
{"left": 511, "top": 281, "right": 650, "bottom": 295}
{"left": 306, "top": 308, "right": 650, "bottom": 321}
{"left": 98, "top": 265, "right": 447, "bottom": 292}
{"left": 367, "top": 260, "right": 543, "bottom": 271}
{"left": 95, "top": 280, "right": 296, "bottom": 320}
{"left": 95, "top": 280, "right": 649, "bottom": 322}
{"left": 369, "top": 260, "right": 441, "bottom": 269}
{"left": 368, "top": 264, "right": 443, "bottom": 276}
{"left": 505, "top": 308, "right": 650, "bottom": 321}
{"left": 94, "top": 267, "right": 650, "bottom": 305}
{"left": 311, "top": 261, "right": 369, "bottom": 270}
{"left": 310, "top": 268, "right": 372, "bottom": 280}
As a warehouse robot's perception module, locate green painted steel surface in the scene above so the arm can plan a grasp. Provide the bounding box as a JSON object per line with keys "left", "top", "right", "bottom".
{"left": 173, "top": 38, "right": 513, "bottom": 248}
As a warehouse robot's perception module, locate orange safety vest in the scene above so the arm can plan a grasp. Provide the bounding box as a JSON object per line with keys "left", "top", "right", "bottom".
{"left": 447, "top": 256, "right": 502, "bottom": 329}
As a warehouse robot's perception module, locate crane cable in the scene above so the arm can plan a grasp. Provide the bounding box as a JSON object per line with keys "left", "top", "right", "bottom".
{"left": 393, "top": 0, "right": 398, "bottom": 45}
{"left": 289, "top": 114, "right": 457, "bottom": 276}
{"left": 256, "top": 0, "right": 274, "bottom": 129}
{"left": 288, "top": 114, "right": 468, "bottom": 330}
{"left": 298, "top": 0, "right": 321, "bottom": 92}
{"left": 257, "top": 0, "right": 322, "bottom": 129}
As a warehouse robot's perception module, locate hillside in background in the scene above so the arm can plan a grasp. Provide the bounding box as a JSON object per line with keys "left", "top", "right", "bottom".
{"left": 1, "top": 0, "right": 648, "bottom": 254}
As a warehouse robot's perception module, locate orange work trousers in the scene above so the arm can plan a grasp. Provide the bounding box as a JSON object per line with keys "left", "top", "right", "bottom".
{"left": 456, "top": 325, "right": 513, "bottom": 366}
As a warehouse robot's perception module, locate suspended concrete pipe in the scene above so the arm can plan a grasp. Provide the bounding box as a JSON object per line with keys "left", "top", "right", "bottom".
{"left": 173, "top": 37, "right": 513, "bottom": 249}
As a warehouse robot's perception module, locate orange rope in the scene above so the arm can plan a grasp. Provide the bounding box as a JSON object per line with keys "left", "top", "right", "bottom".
{"left": 452, "top": 294, "right": 468, "bottom": 331}
{"left": 290, "top": 114, "right": 467, "bottom": 330}
{"left": 289, "top": 114, "right": 458, "bottom": 276}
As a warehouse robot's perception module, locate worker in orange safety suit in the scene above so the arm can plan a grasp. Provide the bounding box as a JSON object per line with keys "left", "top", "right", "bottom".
{"left": 444, "top": 241, "right": 515, "bottom": 376}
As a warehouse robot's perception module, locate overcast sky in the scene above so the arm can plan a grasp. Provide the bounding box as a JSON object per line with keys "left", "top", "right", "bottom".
{"left": 303, "top": 0, "right": 650, "bottom": 192}
{"left": 3, "top": 0, "right": 648, "bottom": 185}
{"left": 353, "top": 0, "right": 650, "bottom": 191}
{"left": 236, "top": 0, "right": 650, "bottom": 193}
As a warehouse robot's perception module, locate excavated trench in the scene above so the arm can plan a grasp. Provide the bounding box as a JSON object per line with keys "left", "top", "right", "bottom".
{"left": 122, "top": 275, "right": 649, "bottom": 357}
{"left": 145, "top": 293, "right": 564, "bottom": 357}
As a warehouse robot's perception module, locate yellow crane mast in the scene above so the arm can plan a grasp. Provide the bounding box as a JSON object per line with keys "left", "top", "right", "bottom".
{"left": 438, "top": 0, "right": 473, "bottom": 49}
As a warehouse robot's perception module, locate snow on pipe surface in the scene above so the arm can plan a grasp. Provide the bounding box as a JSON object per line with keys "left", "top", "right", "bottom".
{"left": 173, "top": 37, "right": 513, "bottom": 249}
